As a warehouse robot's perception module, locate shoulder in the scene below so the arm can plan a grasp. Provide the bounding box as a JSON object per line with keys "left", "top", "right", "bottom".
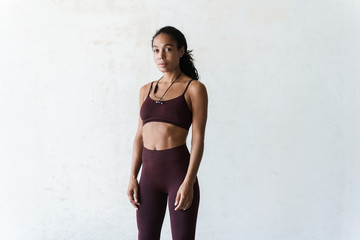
{"left": 138, "top": 81, "right": 154, "bottom": 104}
{"left": 139, "top": 81, "right": 153, "bottom": 95}
{"left": 188, "top": 80, "right": 207, "bottom": 95}
{"left": 187, "top": 80, "right": 208, "bottom": 105}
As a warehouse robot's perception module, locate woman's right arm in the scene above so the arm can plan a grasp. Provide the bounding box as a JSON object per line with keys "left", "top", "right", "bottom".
{"left": 127, "top": 85, "right": 146, "bottom": 210}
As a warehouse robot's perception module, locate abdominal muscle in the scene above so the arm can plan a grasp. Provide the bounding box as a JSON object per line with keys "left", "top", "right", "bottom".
{"left": 142, "top": 122, "right": 188, "bottom": 150}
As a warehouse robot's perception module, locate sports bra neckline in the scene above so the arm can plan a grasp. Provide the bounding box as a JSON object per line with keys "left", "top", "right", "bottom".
{"left": 146, "top": 93, "right": 185, "bottom": 103}
{"left": 144, "top": 94, "right": 191, "bottom": 112}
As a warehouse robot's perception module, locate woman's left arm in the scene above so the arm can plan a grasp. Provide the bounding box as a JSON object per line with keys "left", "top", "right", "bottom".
{"left": 175, "top": 81, "right": 208, "bottom": 211}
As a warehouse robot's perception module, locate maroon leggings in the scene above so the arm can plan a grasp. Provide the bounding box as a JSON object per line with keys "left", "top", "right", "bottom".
{"left": 137, "top": 144, "right": 200, "bottom": 240}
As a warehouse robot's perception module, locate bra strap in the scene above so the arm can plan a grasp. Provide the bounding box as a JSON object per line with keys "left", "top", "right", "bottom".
{"left": 147, "top": 81, "right": 154, "bottom": 96}
{"left": 182, "top": 79, "right": 194, "bottom": 95}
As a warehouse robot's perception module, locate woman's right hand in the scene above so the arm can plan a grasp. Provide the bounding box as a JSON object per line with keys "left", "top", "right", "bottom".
{"left": 127, "top": 178, "right": 140, "bottom": 210}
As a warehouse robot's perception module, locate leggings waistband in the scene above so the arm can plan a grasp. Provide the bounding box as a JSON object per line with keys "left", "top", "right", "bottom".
{"left": 142, "top": 143, "right": 190, "bottom": 164}
{"left": 143, "top": 143, "right": 188, "bottom": 153}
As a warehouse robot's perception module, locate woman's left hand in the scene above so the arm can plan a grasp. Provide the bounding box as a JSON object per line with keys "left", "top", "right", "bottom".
{"left": 174, "top": 181, "right": 194, "bottom": 211}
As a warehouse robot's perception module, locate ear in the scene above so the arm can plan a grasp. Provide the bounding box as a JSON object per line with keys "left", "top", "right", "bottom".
{"left": 179, "top": 46, "right": 185, "bottom": 57}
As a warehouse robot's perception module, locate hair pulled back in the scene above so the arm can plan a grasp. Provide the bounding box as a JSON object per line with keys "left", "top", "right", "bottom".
{"left": 152, "top": 26, "right": 199, "bottom": 80}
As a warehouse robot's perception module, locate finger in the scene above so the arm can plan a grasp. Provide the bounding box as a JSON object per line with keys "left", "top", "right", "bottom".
{"left": 127, "top": 192, "right": 139, "bottom": 210}
{"left": 182, "top": 192, "right": 193, "bottom": 210}
{"left": 128, "top": 195, "right": 137, "bottom": 209}
{"left": 131, "top": 199, "right": 139, "bottom": 210}
{"left": 181, "top": 200, "right": 189, "bottom": 210}
{"left": 184, "top": 197, "right": 194, "bottom": 210}
{"left": 184, "top": 202, "right": 191, "bottom": 210}
{"left": 174, "top": 192, "right": 181, "bottom": 207}
{"left": 127, "top": 191, "right": 134, "bottom": 202}
{"left": 175, "top": 195, "right": 184, "bottom": 211}
{"left": 132, "top": 202, "right": 139, "bottom": 210}
{"left": 134, "top": 189, "right": 140, "bottom": 205}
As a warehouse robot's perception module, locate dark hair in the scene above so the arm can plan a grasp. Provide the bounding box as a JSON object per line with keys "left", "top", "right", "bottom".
{"left": 152, "top": 26, "right": 199, "bottom": 80}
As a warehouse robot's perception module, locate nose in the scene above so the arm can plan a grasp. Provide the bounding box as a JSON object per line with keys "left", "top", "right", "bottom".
{"left": 158, "top": 49, "right": 166, "bottom": 59}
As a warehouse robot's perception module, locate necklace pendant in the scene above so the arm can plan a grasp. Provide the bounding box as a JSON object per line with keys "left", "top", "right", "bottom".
{"left": 154, "top": 84, "right": 158, "bottom": 94}
{"left": 156, "top": 100, "right": 163, "bottom": 104}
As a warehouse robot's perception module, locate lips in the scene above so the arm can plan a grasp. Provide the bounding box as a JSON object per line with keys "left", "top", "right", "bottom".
{"left": 158, "top": 63, "right": 167, "bottom": 67}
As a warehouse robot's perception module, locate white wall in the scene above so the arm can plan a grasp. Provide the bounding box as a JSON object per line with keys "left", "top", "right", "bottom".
{"left": 0, "top": 0, "right": 359, "bottom": 239}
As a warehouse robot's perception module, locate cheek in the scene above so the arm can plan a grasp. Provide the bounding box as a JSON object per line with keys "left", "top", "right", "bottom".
{"left": 169, "top": 52, "right": 178, "bottom": 61}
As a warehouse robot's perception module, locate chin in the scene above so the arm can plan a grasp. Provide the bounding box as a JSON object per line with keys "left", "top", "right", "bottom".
{"left": 157, "top": 67, "right": 170, "bottom": 73}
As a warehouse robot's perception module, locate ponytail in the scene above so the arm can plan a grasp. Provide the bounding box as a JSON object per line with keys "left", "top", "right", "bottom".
{"left": 180, "top": 50, "right": 199, "bottom": 80}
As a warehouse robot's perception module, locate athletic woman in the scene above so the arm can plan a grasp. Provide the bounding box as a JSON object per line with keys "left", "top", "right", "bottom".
{"left": 127, "top": 26, "right": 208, "bottom": 240}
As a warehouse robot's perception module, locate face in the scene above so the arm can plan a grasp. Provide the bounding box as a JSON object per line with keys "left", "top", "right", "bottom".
{"left": 152, "top": 33, "right": 184, "bottom": 73}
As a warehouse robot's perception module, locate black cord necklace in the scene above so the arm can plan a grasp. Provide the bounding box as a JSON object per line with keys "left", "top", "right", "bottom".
{"left": 153, "top": 72, "right": 182, "bottom": 104}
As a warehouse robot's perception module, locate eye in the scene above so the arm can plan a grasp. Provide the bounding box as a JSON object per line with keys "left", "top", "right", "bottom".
{"left": 153, "top": 49, "right": 159, "bottom": 53}
{"left": 165, "top": 48, "right": 172, "bottom": 52}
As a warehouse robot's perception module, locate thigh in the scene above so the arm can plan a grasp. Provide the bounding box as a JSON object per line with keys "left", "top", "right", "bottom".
{"left": 168, "top": 179, "right": 200, "bottom": 240}
{"left": 136, "top": 180, "right": 167, "bottom": 240}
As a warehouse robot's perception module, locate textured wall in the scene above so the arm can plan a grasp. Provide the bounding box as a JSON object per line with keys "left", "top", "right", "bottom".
{"left": 0, "top": 0, "right": 359, "bottom": 239}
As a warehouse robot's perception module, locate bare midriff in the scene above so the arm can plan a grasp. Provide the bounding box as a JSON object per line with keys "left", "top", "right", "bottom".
{"left": 142, "top": 122, "right": 188, "bottom": 150}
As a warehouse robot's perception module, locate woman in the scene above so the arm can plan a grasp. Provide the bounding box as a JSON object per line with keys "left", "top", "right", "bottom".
{"left": 127, "top": 26, "right": 208, "bottom": 240}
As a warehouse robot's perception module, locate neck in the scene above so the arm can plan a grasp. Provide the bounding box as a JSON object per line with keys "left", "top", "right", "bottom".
{"left": 161, "top": 69, "right": 182, "bottom": 83}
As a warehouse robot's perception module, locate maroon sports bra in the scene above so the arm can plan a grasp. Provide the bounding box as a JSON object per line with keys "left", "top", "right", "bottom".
{"left": 140, "top": 79, "right": 194, "bottom": 130}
